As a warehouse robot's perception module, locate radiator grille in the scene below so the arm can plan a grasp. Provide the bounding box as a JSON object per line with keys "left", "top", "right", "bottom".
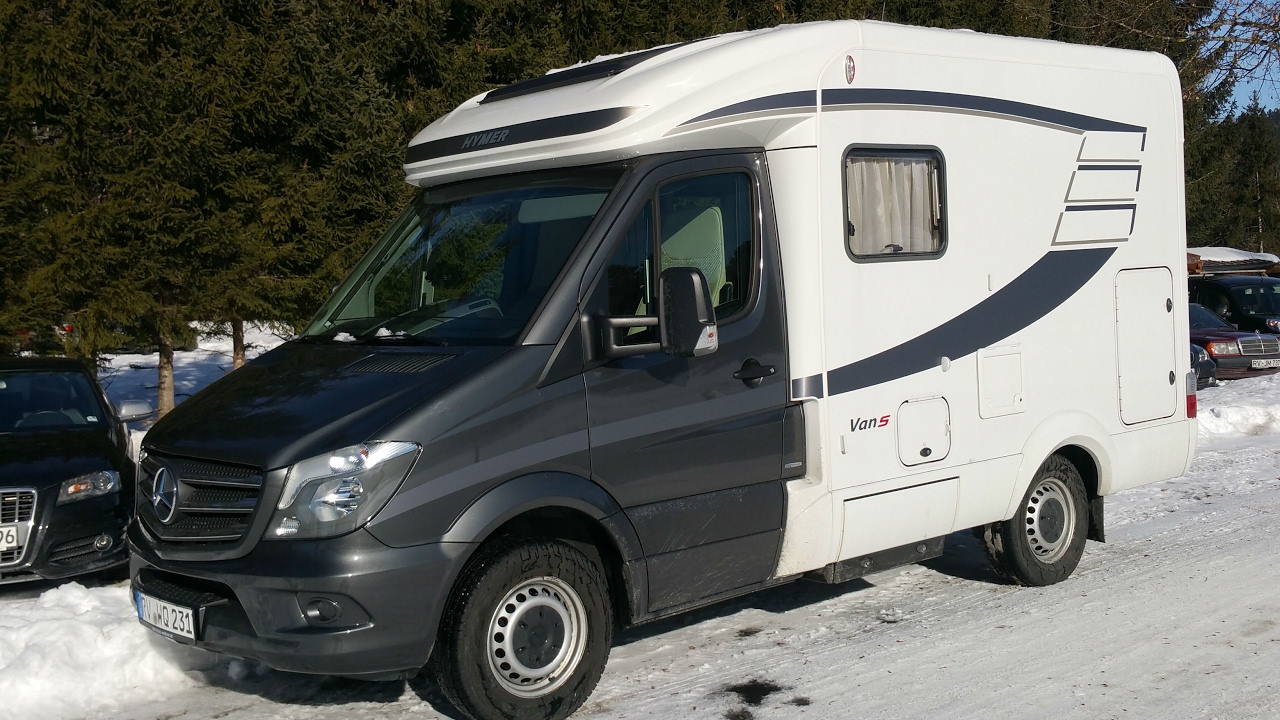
{"left": 0, "top": 491, "right": 35, "bottom": 525}
{"left": 139, "top": 454, "right": 263, "bottom": 544}
{"left": 0, "top": 489, "right": 36, "bottom": 568}
{"left": 1238, "top": 335, "right": 1280, "bottom": 355}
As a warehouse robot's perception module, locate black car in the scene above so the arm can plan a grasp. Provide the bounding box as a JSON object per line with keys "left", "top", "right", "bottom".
{"left": 0, "top": 357, "right": 152, "bottom": 583}
{"left": 1188, "top": 275, "right": 1280, "bottom": 334}
{"left": 1191, "top": 343, "right": 1216, "bottom": 390}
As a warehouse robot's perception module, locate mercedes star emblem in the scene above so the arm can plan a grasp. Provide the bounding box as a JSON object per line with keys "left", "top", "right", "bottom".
{"left": 151, "top": 467, "right": 178, "bottom": 524}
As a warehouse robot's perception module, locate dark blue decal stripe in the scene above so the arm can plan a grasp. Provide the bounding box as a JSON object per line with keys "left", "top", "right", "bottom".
{"left": 681, "top": 91, "right": 818, "bottom": 126}
{"left": 826, "top": 247, "right": 1116, "bottom": 397}
{"left": 821, "top": 89, "right": 1146, "bottom": 134}
{"left": 1064, "top": 203, "right": 1136, "bottom": 212}
{"left": 405, "top": 107, "right": 640, "bottom": 164}
{"left": 790, "top": 374, "right": 824, "bottom": 399}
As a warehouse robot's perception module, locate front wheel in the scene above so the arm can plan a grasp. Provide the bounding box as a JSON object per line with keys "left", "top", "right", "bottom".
{"left": 432, "top": 537, "right": 613, "bottom": 720}
{"left": 982, "top": 454, "right": 1089, "bottom": 586}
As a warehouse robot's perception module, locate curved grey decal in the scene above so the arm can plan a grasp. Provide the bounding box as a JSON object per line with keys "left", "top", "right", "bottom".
{"left": 405, "top": 107, "right": 641, "bottom": 165}
{"left": 679, "top": 89, "right": 1144, "bottom": 135}
{"left": 821, "top": 89, "right": 1145, "bottom": 134}
{"left": 826, "top": 247, "right": 1116, "bottom": 396}
{"left": 680, "top": 91, "right": 818, "bottom": 126}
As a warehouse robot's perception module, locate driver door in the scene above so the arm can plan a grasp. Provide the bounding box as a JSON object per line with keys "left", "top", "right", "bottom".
{"left": 581, "top": 154, "right": 789, "bottom": 612}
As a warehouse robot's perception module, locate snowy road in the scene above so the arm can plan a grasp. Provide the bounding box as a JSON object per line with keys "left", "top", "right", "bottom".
{"left": 7, "top": 373, "right": 1280, "bottom": 719}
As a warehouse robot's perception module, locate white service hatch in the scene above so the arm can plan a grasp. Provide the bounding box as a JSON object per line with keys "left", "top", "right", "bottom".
{"left": 1115, "top": 267, "right": 1178, "bottom": 424}
{"left": 896, "top": 397, "right": 951, "bottom": 466}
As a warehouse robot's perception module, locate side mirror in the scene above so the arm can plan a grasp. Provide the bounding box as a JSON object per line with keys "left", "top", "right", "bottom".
{"left": 117, "top": 399, "right": 155, "bottom": 423}
{"left": 659, "top": 266, "right": 719, "bottom": 358}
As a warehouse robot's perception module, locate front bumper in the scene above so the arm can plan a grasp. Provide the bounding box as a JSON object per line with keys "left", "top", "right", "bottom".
{"left": 1211, "top": 355, "right": 1280, "bottom": 379}
{"left": 128, "top": 521, "right": 471, "bottom": 677}
{"left": 0, "top": 490, "right": 130, "bottom": 584}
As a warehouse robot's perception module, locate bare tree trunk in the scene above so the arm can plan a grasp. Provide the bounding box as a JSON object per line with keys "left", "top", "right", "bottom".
{"left": 158, "top": 328, "right": 175, "bottom": 418}
{"left": 232, "top": 319, "right": 245, "bottom": 369}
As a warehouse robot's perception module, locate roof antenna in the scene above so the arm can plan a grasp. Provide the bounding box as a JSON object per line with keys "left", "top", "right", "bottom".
{"left": 881, "top": 1, "right": 886, "bottom": 21}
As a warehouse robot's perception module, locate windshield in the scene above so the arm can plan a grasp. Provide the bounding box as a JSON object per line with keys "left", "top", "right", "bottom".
{"left": 1229, "top": 283, "right": 1280, "bottom": 316}
{"left": 0, "top": 371, "right": 106, "bottom": 433}
{"left": 304, "top": 166, "right": 624, "bottom": 345}
{"left": 1189, "top": 303, "right": 1232, "bottom": 329}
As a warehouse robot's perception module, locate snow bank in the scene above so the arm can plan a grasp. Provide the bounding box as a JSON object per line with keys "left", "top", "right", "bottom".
{"left": 0, "top": 583, "right": 216, "bottom": 719}
{"left": 1189, "top": 246, "right": 1280, "bottom": 265}
{"left": 1197, "top": 373, "right": 1280, "bottom": 440}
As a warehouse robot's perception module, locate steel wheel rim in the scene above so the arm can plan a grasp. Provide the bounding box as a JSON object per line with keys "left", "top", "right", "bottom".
{"left": 486, "top": 576, "right": 588, "bottom": 698}
{"left": 1024, "top": 476, "right": 1076, "bottom": 563}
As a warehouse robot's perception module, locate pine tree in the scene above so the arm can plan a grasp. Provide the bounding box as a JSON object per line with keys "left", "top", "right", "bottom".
{"left": 1225, "top": 99, "right": 1280, "bottom": 253}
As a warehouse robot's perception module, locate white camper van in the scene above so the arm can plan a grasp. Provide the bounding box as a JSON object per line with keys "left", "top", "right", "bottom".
{"left": 132, "top": 20, "right": 1194, "bottom": 720}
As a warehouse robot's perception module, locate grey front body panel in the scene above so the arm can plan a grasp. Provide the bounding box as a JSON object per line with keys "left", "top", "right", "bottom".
{"left": 368, "top": 346, "right": 595, "bottom": 547}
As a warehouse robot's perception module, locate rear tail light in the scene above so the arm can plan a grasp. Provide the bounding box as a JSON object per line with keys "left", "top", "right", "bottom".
{"left": 1186, "top": 370, "right": 1197, "bottom": 418}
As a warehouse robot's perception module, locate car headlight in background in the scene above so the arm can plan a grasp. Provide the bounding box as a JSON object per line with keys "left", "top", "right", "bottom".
{"left": 57, "top": 470, "right": 121, "bottom": 505}
{"left": 266, "top": 442, "right": 419, "bottom": 540}
{"left": 1204, "top": 340, "right": 1241, "bottom": 357}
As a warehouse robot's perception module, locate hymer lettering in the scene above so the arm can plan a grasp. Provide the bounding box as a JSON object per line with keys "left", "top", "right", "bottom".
{"left": 460, "top": 129, "right": 511, "bottom": 150}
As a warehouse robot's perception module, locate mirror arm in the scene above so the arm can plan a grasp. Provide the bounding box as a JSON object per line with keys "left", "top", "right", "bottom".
{"left": 599, "top": 316, "right": 660, "bottom": 358}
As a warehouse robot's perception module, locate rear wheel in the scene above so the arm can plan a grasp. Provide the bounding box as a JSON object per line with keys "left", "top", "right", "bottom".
{"left": 432, "top": 537, "right": 612, "bottom": 720}
{"left": 983, "top": 454, "right": 1089, "bottom": 586}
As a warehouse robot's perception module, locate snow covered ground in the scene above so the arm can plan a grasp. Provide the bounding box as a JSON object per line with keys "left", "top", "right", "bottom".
{"left": 5, "top": 365, "right": 1280, "bottom": 719}
{"left": 96, "top": 324, "right": 287, "bottom": 411}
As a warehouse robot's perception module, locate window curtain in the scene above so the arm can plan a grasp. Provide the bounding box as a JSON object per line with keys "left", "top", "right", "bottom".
{"left": 846, "top": 157, "right": 937, "bottom": 255}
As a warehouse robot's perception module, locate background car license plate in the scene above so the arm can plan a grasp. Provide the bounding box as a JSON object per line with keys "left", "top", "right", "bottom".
{"left": 136, "top": 591, "right": 196, "bottom": 640}
{"left": 0, "top": 524, "right": 21, "bottom": 551}
{"left": 1252, "top": 359, "right": 1280, "bottom": 369}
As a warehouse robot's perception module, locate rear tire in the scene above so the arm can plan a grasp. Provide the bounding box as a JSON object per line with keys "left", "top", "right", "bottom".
{"left": 432, "top": 537, "right": 613, "bottom": 720}
{"left": 982, "top": 454, "right": 1089, "bottom": 586}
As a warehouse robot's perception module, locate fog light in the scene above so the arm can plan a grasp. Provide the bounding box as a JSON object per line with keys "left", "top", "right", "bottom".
{"left": 93, "top": 534, "right": 112, "bottom": 552}
{"left": 304, "top": 598, "right": 342, "bottom": 624}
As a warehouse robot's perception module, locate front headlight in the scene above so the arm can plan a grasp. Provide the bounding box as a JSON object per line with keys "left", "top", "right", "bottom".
{"left": 1205, "top": 340, "right": 1241, "bottom": 357}
{"left": 1267, "top": 319, "right": 1280, "bottom": 332}
{"left": 57, "top": 470, "right": 121, "bottom": 505}
{"left": 265, "top": 442, "right": 419, "bottom": 540}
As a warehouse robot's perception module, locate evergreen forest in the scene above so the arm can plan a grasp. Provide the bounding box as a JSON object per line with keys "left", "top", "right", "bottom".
{"left": 1, "top": 1, "right": 1278, "bottom": 410}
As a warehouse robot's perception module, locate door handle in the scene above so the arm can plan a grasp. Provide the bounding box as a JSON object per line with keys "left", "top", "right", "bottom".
{"left": 733, "top": 358, "right": 776, "bottom": 388}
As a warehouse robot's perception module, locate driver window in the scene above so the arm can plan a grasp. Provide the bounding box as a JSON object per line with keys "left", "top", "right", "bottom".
{"left": 658, "top": 172, "right": 755, "bottom": 320}
{"left": 598, "top": 170, "right": 757, "bottom": 350}
{"left": 605, "top": 201, "right": 656, "bottom": 343}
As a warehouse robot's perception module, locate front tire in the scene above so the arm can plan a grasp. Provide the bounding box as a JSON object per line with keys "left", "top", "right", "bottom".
{"left": 432, "top": 537, "right": 613, "bottom": 720}
{"left": 983, "top": 454, "right": 1089, "bottom": 586}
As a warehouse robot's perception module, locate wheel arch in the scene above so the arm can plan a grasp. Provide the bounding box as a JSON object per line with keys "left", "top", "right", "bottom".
{"left": 441, "top": 471, "right": 646, "bottom": 625}
{"left": 1007, "top": 411, "right": 1116, "bottom": 521}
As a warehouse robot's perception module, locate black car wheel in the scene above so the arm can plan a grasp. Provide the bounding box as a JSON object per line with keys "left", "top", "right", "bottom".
{"left": 982, "top": 454, "right": 1089, "bottom": 586}
{"left": 432, "top": 537, "right": 612, "bottom": 720}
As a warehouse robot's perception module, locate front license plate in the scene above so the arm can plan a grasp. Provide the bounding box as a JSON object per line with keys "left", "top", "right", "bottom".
{"left": 0, "top": 524, "right": 20, "bottom": 551}
{"left": 1252, "top": 358, "right": 1280, "bottom": 369}
{"left": 135, "top": 591, "right": 197, "bottom": 641}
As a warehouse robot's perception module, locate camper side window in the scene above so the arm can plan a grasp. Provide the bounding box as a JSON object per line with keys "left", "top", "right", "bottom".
{"left": 844, "top": 149, "right": 945, "bottom": 259}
